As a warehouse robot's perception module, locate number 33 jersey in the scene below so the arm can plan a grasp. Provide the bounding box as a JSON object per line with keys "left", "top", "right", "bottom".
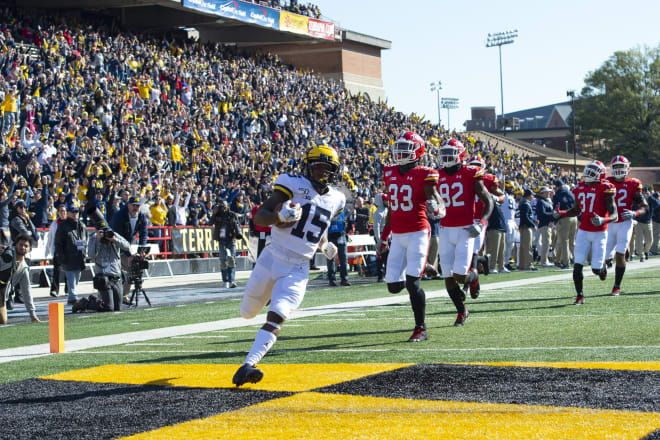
{"left": 572, "top": 180, "right": 616, "bottom": 232}
{"left": 436, "top": 165, "right": 484, "bottom": 227}
{"left": 271, "top": 173, "right": 346, "bottom": 259}
{"left": 382, "top": 164, "right": 439, "bottom": 234}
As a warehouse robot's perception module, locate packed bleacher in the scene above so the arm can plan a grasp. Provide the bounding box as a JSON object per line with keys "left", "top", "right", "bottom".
{"left": 0, "top": 6, "right": 582, "bottom": 240}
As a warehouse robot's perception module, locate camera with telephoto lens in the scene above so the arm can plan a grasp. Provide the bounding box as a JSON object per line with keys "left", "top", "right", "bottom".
{"left": 128, "top": 246, "right": 150, "bottom": 285}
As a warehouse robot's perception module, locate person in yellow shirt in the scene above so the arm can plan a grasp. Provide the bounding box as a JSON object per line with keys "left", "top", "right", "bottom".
{"left": 1, "top": 85, "right": 18, "bottom": 135}
{"left": 149, "top": 197, "right": 168, "bottom": 251}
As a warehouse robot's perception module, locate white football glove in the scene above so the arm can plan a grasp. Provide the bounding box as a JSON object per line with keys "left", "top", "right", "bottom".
{"left": 426, "top": 198, "right": 446, "bottom": 219}
{"left": 466, "top": 221, "right": 484, "bottom": 238}
{"left": 621, "top": 209, "right": 636, "bottom": 220}
{"left": 277, "top": 201, "right": 302, "bottom": 223}
{"left": 591, "top": 214, "right": 605, "bottom": 226}
{"left": 322, "top": 242, "right": 338, "bottom": 260}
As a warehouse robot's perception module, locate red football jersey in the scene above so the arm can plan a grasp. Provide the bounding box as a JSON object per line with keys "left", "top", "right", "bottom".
{"left": 606, "top": 176, "right": 643, "bottom": 223}
{"left": 573, "top": 180, "right": 616, "bottom": 232}
{"left": 383, "top": 164, "right": 439, "bottom": 233}
{"left": 436, "top": 165, "right": 484, "bottom": 227}
{"left": 473, "top": 173, "right": 499, "bottom": 220}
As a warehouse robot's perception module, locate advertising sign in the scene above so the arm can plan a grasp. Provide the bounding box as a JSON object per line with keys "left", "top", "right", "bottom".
{"left": 308, "top": 18, "right": 335, "bottom": 40}
{"left": 279, "top": 10, "right": 308, "bottom": 35}
{"left": 182, "top": 0, "right": 280, "bottom": 30}
{"left": 171, "top": 226, "right": 250, "bottom": 254}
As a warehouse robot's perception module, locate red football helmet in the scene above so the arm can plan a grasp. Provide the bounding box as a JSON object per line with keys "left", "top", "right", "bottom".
{"left": 610, "top": 155, "right": 630, "bottom": 180}
{"left": 440, "top": 138, "right": 467, "bottom": 167}
{"left": 583, "top": 160, "right": 606, "bottom": 183}
{"left": 467, "top": 155, "right": 485, "bottom": 169}
{"left": 392, "top": 131, "right": 425, "bottom": 165}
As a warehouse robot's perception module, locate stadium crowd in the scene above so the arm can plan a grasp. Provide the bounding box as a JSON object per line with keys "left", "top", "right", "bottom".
{"left": 1, "top": 7, "right": 659, "bottom": 323}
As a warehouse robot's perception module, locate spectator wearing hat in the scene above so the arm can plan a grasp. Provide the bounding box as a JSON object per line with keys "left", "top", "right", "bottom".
{"left": 110, "top": 195, "right": 148, "bottom": 303}
{"left": 518, "top": 189, "right": 537, "bottom": 271}
{"left": 9, "top": 199, "right": 38, "bottom": 246}
{"left": 535, "top": 187, "right": 555, "bottom": 267}
{"left": 54, "top": 202, "right": 88, "bottom": 305}
{"left": 552, "top": 179, "right": 576, "bottom": 268}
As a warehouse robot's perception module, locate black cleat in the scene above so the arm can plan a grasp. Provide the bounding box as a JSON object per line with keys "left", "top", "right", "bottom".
{"left": 232, "top": 363, "right": 264, "bottom": 387}
{"left": 599, "top": 266, "right": 607, "bottom": 281}
{"left": 340, "top": 279, "right": 351, "bottom": 286}
{"left": 407, "top": 326, "right": 428, "bottom": 342}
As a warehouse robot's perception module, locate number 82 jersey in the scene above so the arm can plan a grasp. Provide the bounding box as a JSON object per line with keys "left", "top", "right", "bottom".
{"left": 382, "top": 164, "right": 439, "bottom": 234}
{"left": 436, "top": 165, "right": 484, "bottom": 227}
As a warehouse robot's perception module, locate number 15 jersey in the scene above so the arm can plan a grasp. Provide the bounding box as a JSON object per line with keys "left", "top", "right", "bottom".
{"left": 382, "top": 164, "right": 439, "bottom": 234}
{"left": 436, "top": 165, "right": 484, "bottom": 227}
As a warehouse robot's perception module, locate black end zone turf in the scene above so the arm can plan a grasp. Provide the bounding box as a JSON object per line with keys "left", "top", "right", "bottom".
{"left": 315, "top": 364, "right": 660, "bottom": 412}
{"left": 0, "top": 379, "right": 291, "bottom": 440}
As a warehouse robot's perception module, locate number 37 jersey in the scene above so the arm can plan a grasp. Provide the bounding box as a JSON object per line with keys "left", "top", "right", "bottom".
{"left": 272, "top": 174, "right": 346, "bottom": 259}
{"left": 572, "top": 180, "right": 616, "bottom": 232}
{"left": 436, "top": 165, "right": 484, "bottom": 227}
{"left": 382, "top": 164, "right": 439, "bottom": 234}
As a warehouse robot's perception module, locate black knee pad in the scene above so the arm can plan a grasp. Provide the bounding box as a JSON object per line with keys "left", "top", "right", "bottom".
{"left": 405, "top": 275, "right": 421, "bottom": 295}
{"left": 387, "top": 281, "right": 405, "bottom": 294}
{"left": 573, "top": 264, "right": 583, "bottom": 281}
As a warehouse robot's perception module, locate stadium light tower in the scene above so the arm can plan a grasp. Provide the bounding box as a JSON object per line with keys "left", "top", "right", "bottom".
{"left": 486, "top": 29, "right": 518, "bottom": 120}
{"left": 430, "top": 81, "right": 442, "bottom": 126}
{"left": 567, "top": 90, "right": 577, "bottom": 176}
{"left": 441, "top": 97, "right": 459, "bottom": 131}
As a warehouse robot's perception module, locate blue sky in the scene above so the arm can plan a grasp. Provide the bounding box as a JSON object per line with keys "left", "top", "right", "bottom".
{"left": 314, "top": 0, "right": 660, "bottom": 132}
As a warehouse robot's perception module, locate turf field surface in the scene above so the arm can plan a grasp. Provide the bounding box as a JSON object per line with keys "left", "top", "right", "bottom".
{"left": 0, "top": 260, "right": 659, "bottom": 439}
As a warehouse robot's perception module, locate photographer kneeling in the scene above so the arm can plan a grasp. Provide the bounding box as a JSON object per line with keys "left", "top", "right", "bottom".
{"left": 74, "top": 225, "right": 130, "bottom": 313}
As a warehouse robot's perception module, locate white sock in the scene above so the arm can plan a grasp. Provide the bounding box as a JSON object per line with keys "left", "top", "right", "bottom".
{"left": 245, "top": 329, "right": 277, "bottom": 366}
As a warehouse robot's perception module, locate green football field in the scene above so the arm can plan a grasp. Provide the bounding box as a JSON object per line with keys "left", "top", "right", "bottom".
{"left": 1, "top": 261, "right": 659, "bottom": 382}
{"left": 1, "top": 261, "right": 659, "bottom": 439}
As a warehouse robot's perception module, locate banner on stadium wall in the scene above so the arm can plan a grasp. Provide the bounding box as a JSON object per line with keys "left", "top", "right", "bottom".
{"left": 182, "top": 0, "right": 280, "bottom": 30}
{"left": 171, "top": 226, "right": 250, "bottom": 254}
{"left": 308, "top": 18, "right": 335, "bottom": 40}
{"left": 279, "top": 11, "right": 308, "bottom": 35}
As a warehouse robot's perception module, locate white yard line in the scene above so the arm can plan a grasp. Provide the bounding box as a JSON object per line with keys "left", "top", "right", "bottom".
{"left": 2, "top": 259, "right": 659, "bottom": 364}
{"left": 75, "top": 344, "right": 660, "bottom": 355}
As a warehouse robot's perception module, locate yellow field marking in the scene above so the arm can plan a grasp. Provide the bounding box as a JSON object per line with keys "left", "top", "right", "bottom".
{"left": 121, "top": 392, "right": 660, "bottom": 440}
{"left": 456, "top": 361, "right": 660, "bottom": 371}
{"left": 41, "top": 363, "right": 413, "bottom": 392}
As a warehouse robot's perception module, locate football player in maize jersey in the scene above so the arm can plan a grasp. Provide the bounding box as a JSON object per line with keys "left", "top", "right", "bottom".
{"left": 554, "top": 161, "right": 617, "bottom": 305}
{"left": 233, "top": 145, "right": 345, "bottom": 387}
{"left": 436, "top": 139, "right": 494, "bottom": 326}
{"left": 380, "top": 131, "right": 445, "bottom": 342}
{"left": 604, "top": 155, "right": 648, "bottom": 296}
{"left": 464, "top": 155, "right": 505, "bottom": 297}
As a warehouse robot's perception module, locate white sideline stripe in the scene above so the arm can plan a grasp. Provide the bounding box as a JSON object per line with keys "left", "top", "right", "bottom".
{"left": 75, "top": 345, "right": 660, "bottom": 355}
{"left": 292, "top": 313, "right": 660, "bottom": 322}
{"left": 125, "top": 343, "right": 185, "bottom": 346}
{"left": 2, "top": 259, "right": 660, "bottom": 364}
{"left": 172, "top": 335, "right": 230, "bottom": 339}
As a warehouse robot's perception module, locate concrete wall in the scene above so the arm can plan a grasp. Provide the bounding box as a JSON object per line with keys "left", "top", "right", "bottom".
{"left": 262, "top": 38, "right": 387, "bottom": 102}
